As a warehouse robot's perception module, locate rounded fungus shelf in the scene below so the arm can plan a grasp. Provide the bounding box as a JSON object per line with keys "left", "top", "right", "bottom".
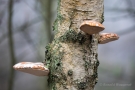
{"left": 98, "top": 33, "right": 119, "bottom": 44}
{"left": 80, "top": 20, "right": 105, "bottom": 34}
{"left": 13, "top": 62, "right": 49, "bottom": 76}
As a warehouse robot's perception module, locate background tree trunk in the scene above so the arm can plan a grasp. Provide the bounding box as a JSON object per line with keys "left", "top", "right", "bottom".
{"left": 8, "top": 0, "right": 16, "bottom": 90}
{"left": 45, "top": 0, "right": 104, "bottom": 90}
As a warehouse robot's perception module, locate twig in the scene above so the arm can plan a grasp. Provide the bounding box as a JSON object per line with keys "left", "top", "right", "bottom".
{"left": 0, "top": 16, "right": 44, "bottom": 44}
{"left": 46, "top": 0, "right": 52, "bottom": 42}
{"left": 7, "top": 0, "right": 16, "bottom": 90}
{"left": 40, "top": 0, "right": 52, "bottom": 42}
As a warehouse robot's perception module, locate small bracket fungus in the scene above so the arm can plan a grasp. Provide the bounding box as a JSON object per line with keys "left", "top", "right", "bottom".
{"left": 13, "top": 62, "right": 49, "bottom": 76}
{"left": 80, "top": 20, "right": 105, "bottom": 34}
{"left": 98, "top": 33, "right": 119, "bottom": 44}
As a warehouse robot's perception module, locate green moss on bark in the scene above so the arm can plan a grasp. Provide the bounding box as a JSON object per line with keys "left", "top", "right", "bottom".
{"left": 45, "top": 0, "right": 104, "bottom": 89}
{"left": 59, "top": 29, "right": 86, "bottom": 44}
{"left": 101, "top": 5, "right": 104, "bottom": 23}
{"left": 45, "top": 40, "right": 68, "bottom": 90}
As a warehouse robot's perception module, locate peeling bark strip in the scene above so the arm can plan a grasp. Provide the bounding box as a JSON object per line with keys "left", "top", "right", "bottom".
{"left": 45, "top": 0, "right": 104, "bottom": 90}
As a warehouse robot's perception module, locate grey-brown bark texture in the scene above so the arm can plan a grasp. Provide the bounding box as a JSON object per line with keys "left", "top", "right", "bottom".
{"left": 45, "top": 0, "right": 104, "bottom": 90}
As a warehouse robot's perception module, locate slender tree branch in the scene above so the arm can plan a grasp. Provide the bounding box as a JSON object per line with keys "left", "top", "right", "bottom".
{"left": 20, "top": 29, "right": 42, "bottom": 60}
{"left": 7, "top": 0, "right": 16, "bottom": 90}
{"left": 45, "top": 0, "right": 52, "bottom": 42}
{"left": 23, "top": 0, "right": 43, "bottom": 15}
{"left": 40, "top": 0, "right": 52, "bottom": 42}
{"left": 0, "top": 16, "right": 44, "bottom": 44}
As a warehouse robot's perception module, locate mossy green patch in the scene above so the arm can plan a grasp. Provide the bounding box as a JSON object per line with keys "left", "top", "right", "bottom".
{"left": 101, "top": 13, "right": 104, "bottom": 23}
{"left": 45, "top": 39, "right": 67, "bottom": 90}
{"left": 101, "top": 5, "right": 104, "bottom": 23}
{"left": 53, "top": 0, "right": 65, "bottom": 32}
{"left": 59, "top": 29, "right": 86, "bottom": 44}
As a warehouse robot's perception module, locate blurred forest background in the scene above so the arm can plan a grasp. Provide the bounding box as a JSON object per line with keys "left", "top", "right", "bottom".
{"left": 0, "top": 0, "right": 135, "bottom": 90}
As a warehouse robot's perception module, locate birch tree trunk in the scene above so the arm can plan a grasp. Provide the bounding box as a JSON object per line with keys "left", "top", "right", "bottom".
{"left": 45, "top": 0, "right": 104, "bottom": 90}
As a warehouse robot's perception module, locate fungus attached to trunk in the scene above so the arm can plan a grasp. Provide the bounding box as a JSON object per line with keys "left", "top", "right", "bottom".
{"left": 13, "top": 62, "right": 49, "bottom": 76}
{"left": 80, "top": 20, "right": 105, "bottom": 34}
{"left": 98, "top": 33, "right": 119, "bottom": 44}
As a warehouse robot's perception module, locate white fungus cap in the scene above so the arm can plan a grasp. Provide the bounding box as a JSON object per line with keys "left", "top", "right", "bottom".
{"left": 13, "top": 62, "right": 49, "bottom": 76}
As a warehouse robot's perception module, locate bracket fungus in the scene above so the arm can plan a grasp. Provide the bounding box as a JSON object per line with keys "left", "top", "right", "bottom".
{"left": 13, "top": 62, "right": 49, "bottom": 76}
{"left": 80, "top": 20, "right": 105, "bottom": 34}
{"left": 98, "top": 33, "right": 119, "bottom": 44}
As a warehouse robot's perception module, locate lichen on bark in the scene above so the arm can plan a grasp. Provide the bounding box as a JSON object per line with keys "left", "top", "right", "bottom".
{"left": 45, "top": 0, "right": 104, "bottom": 90}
